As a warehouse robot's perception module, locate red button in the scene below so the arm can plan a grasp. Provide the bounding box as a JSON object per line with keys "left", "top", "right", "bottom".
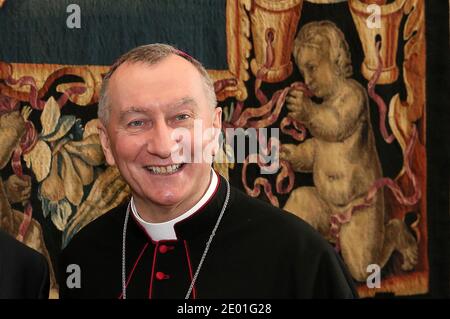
{"left": 156, "top": 272, "right": 170, "bottom": 280}
{"left": 158, "top": 245, "right": 173, "bottom": 254}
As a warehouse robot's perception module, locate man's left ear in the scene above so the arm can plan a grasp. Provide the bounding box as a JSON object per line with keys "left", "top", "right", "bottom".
{"left": 97, "top": 122, "right": 116, "bottom": 166}
{"left": 213, "top": 106, "right": 222, "bottom": 130}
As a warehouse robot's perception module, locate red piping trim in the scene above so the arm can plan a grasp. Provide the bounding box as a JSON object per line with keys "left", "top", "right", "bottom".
{"left": 183, "top": 240, "right": 197, "bottom": 299}
{"left": 118, "top": 242, "right": 149, "bottom": 299}
{"left": 148, "top": 242, "right": 159, "bottom": 299}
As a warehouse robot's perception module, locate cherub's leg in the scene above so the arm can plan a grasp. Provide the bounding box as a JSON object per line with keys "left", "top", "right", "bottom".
{"left": 338, "top": 195, "right": 384, "bottom": 282}
{"left": 283, "top": 186, "right": 331, "bottom": 236}
{"left": 378, "top": 218, "right": 418, "bottom": 271}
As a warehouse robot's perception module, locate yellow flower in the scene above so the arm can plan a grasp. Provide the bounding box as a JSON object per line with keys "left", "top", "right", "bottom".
{"left": 24, "top": 97, "right": 104, "bottom": 231}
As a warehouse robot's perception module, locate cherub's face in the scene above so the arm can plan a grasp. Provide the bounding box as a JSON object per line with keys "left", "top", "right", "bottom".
{"left": 297, "top": 45, "right": 337, "bottom": 99}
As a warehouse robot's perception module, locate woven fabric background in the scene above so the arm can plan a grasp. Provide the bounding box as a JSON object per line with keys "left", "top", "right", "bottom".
{"left": 0, "top": 0, "right": 448, "bottom": 298}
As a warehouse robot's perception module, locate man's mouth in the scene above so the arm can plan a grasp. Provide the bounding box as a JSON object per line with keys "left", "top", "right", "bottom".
{"left": 144, "top": 163, "right": 185, "bottom": 175}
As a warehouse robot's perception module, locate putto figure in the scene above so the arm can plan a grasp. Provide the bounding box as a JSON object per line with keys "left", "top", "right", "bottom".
{"left": 281, "top": 21, "right": 418, "bottom": 281}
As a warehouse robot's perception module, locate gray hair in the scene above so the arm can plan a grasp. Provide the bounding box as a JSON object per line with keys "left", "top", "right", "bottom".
{"left": 293, "top": 21, "right": 353, "bottom": 78}
{"left": 98, "top": 43, "right": 217, "bottom": 125}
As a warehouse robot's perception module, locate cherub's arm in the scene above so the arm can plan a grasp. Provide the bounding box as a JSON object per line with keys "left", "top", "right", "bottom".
{"left": 280, "top": 138, "right": 315, "bottom": 172}
{"left": 288, "top": 86, "right": 366, "bottom": 143}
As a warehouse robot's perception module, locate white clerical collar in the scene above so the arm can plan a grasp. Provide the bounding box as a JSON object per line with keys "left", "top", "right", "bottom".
{"left": 131, "top": 169, "right": 218, "bottom": 241}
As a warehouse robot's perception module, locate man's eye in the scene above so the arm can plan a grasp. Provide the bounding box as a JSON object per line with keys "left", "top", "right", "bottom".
{"left": 175, "top": 114, "right": 190, "bottom": 121}
{"left": 128, "top": 120, "right": 144, "bottom": 127}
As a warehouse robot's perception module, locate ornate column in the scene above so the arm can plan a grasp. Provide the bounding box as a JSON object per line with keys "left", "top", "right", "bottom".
{"left": 249, "top": 0, "right": 304, "bottom": 83}
{"left": 349, "top": 0, "right": 407, "bottom": 84}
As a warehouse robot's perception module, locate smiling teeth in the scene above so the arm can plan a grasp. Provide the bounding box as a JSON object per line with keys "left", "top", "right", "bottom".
{"left": 146, "top": 164, "right": 182, "bottom": 174}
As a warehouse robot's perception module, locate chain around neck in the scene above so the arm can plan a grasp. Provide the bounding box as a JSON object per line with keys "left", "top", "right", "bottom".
{"left": 121, "top": 176, "right": 230, "bottom": 299}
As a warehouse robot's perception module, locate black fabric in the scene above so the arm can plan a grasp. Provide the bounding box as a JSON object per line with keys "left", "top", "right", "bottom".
{"left": 0, "top": 0, "right": 227, "bottom": 68}
{"left": 0, "top": 229, "right": 50, "bottom": 299}
{"left": 59, "top": 174, "right": 357, "bottom": 299}
{"left": 425, "top": 0, "right": 450, "bottom": 298}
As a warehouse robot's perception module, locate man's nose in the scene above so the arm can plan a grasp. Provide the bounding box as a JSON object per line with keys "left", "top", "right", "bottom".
{"left": 146, "top": 121, "right": 176, "bottom": 159}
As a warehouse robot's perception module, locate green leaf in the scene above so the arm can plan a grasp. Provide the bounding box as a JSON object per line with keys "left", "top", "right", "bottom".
{"left": 41, "top": 115, "right": 76, "bottom": 142}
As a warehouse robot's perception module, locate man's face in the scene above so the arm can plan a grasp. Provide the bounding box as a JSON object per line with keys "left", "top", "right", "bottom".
{"left": 99, "top": 55, "right": 221, "bottom": 211}
{"left": 297, "top": 45, "right": 337, "bottom": 98}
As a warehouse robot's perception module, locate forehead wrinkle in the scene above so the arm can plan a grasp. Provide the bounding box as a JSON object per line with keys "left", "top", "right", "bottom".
{"left": 118, "top": 97, "right": 198, "bottom": 120}
{"left": 170, "top": 97, "right": 198, "bottom": 110}
{"left": 118, "top": 106, "right": 150, "bottom": 122}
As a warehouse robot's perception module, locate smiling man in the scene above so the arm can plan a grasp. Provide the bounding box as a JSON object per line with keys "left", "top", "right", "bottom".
{"left": 59, "top": 44, "right": 357, "bottom": 299}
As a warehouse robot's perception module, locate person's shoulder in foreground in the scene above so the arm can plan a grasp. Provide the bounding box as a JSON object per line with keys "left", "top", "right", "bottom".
{"left": 0, "top": 229, "right": 50, "bottom": 299}
{"left": 224, "top": 186, "right": 358, "bottom": 299}
{"left": 58, "top": 201, "right": 126, "bottom": 297}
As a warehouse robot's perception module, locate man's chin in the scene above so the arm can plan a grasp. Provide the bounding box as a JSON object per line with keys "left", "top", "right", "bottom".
{"left": 140, "top": 166, "right": 189, "bottom": 198}
{"left": 143, "top": 192, "right": 187, "bottom": 210}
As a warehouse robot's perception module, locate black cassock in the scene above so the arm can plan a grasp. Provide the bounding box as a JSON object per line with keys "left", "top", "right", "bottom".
{"left": 59, "top": 175, "right": 357, "bottom": 299}
{"left": 0, "top": 229, "right": 50, "bottom": 299}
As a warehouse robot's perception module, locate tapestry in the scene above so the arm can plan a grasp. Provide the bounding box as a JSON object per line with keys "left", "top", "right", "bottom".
{"left": 0, "top": 0, "right": 448, "bottom": 298}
